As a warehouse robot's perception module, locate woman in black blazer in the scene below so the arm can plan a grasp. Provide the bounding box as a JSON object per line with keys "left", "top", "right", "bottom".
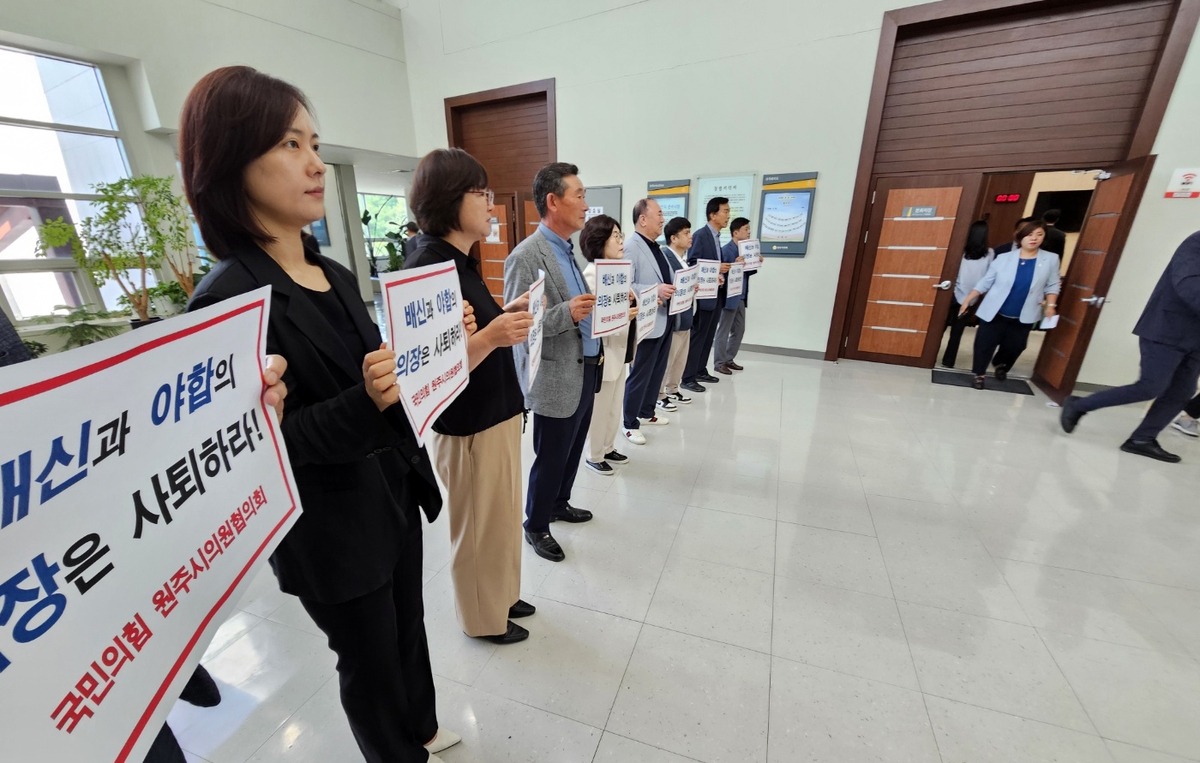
{"left": 179, "top": 66, "right": 456, "bottom": 763}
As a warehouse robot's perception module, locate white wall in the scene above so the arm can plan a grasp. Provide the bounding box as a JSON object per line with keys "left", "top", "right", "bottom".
{"left": 400, "top": 0, "right": 1200, "bottom": 380}
{"left": 0, "top": 0, "right": 416, "bottom": 159}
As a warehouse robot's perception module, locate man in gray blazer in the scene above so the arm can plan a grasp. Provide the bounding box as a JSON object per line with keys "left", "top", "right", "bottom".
{"left": 622, "top": 198, "right": 677, "bottom": 443}
{"left": 504, "top": 162, "right": 597, "bottom": 562}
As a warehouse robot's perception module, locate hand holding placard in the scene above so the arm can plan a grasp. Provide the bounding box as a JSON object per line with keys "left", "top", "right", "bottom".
{"left": 527, "top": 271, "right": 547, "bottom": 384}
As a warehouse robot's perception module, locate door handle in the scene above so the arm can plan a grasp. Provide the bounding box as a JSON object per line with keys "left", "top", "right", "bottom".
{"left": 933, "top": 280, "right": 952, "bottom": 290}
{"left": 1080, "top": 296, "right": 1108, "bottom": 306}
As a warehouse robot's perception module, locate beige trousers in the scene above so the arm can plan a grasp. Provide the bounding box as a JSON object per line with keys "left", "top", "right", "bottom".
{"left": 661, "top": 330, "right": 691, "bottom": 396}
{"left": 427, "top": 413, "right": 523, "bottom": 638}
{"left": 588, "top": 365, "right": 628, "bottom": 463}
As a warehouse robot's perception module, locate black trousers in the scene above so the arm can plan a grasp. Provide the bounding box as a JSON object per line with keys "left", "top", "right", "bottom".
{"left": 526, "top": 362, "right": 598, "bottom": 533}
{"left": 1075, "top": 338, "right": 1200, "bottom": 441}
{"left": 300, "top": 508, "right": 437, "bottom": 763}
{"left": 972, "top": 315, "right": 1034, "bottom": 376}
{"left": 683, "top": 308, "right": 720, "bottom": 383}
{"left": 624, "top": 331, "right": 673, "bottom": 429}
{"left": 942, "top": 298, "right": 977, "bottom": 367}
{"left": 1185, "top": 393, "right": 1200, "bottom": 419}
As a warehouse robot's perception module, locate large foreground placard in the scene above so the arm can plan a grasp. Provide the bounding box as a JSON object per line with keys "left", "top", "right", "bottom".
{"left": 0, "top": 287, "right": 299, "bottom": 763}
{"left": 380, "top": 262, "right": 469, "bottom": 446}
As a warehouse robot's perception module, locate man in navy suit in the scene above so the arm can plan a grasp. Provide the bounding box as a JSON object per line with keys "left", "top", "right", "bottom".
{"left": 681, "top": 197, "right": 730, "bottom": 393}
{"left": 1061, "top": 231, "right": 1200, "bottom": 462}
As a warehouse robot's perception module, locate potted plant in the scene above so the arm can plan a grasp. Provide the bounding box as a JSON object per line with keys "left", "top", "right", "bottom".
{"left": 36, "top": 175, "right": 200, "bottom": 325}
{"left": 34, "top": 304, "right": 126, "bottom": 349}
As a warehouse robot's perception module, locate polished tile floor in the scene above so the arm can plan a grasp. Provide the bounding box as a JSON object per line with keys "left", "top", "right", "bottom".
{"left": 170, "top": 352, "right": 1200, "bottom": 763}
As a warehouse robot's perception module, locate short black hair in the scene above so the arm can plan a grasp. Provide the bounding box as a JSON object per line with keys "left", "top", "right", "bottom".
{"left": 532, "top": 162, "right": 579, "bottom": 218}
{"left": 1013, "top": 216, "right": 1036, "bottom": 230}
{"left": 1042, "top": 209, "right": 1062, "bottom": 225}
{"left": 580, "top": 214, "right": 620, "bottom": 262}
{"left": 664, "top": 216, "right": 691, "bottom": 245}
{"left": 729, "top": 217, "right": 750, "bottom": 235}
{"left": 706, "top": 196, "right": 730, "bottom": 220}
{"left": 407, "top": 148, "right": 488, "bottom": 238}
{"left": 632, "top": 198, "right": 657, "bottom": 227}
{"left": 404, "top": 221, "right": 419, "bottom": 233}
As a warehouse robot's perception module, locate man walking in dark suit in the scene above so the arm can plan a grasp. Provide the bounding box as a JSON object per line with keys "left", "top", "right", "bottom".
{"left": 681, "top": 196, "right": 730, "bottom": 393}
{"left": 1041, "top": 209, "right": 1067, "bottom": 257}
{"left": 1061, "top": 231, "right": 1200, "bottom": 462}
{"left": 504, "top": 162, "right": 598, "bottom": 562}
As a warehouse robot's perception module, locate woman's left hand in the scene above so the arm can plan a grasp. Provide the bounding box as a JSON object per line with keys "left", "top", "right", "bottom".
{"left": 462, "top": 299, "right": 477, "bottom": 336}
{"left": 262, "top": 354, "right": 288, "bottom": 423}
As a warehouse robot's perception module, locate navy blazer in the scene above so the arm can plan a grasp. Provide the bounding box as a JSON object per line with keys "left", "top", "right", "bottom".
{"left": 687, "top": 223, "right": 723, "bottom": 312}
{"left": 1134, "top": 231, "right": 1200, "bottom": 352}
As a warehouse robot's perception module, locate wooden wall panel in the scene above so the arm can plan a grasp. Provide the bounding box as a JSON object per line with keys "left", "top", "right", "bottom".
{"left": 875, "top": 0, "right": 1173, "bottom": 176}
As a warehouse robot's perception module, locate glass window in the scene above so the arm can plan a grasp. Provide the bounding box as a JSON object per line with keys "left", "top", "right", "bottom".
{"left": 0, "top": 47, "right": 132, "bottom": 326}
{"left": 358, "top": 193, "right": 409, "bottom": 270}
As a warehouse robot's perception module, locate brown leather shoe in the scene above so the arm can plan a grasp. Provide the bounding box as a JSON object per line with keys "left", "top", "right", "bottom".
{"left": 727, "top": 361, "right": 744, "bottom": 371}
{"left": 715, "top": 364, "right": 733, "bottom": 375}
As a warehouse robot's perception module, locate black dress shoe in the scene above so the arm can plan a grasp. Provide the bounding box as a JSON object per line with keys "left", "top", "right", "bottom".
{"left": 1060, "top": 395, "right": 1085, "bottom": 434}
{"left": 972, "top": 376, "right": 985, "bottom": 390}
{"left": 605, "top": 450, "right": 629, "bottom": 465}
{"left": 1120, "top": 438, "right": 1182, "bottom": 463}
{"left": 994, "top": 364, "right": 1010, "bottom": 382}
{"left": 551, "top": 504, "right": 593, "bottom": 523}
{"left": 698, "top": 373, "right": 720, "bottom": 383}
{"left": 179, "top": 665, "right": 221, "bottom": 708}
{"left": 715, "top": 364, "right": 732, "bottom": 375}
{"left": 509, "top": 599, "right": 536, "bottom": 618}
{"left": 481, "top": 621, "right": 529, "bottom": 644}
{"left": 681, "top": 381, "right": 706, "bottom": 393}
{"left": 524, "top": 531, "right": 565, "bottom": 562}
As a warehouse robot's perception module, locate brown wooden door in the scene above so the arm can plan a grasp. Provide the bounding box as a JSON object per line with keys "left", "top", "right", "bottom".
{"left": 1032, "top": 155, "right": 1156, "bottom": 401}
{"left": 478, "top": 194, "right": 515, "bottom": 304}
{"left": 845, "top": 174, "right": 982, "bottom": 366}
{"left": 518, "top": 192, "right": 540, "bottom": 243}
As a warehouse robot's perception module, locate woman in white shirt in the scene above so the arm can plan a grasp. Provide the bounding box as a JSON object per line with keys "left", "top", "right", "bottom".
{"left": 580, "top": 215, "right": 638, "bottom": 474}
{"left": 960, "top": 220, "right": 1060, "bottom": 390}
{"left": 942, "top": 220, "right": 994, "bottom": 368}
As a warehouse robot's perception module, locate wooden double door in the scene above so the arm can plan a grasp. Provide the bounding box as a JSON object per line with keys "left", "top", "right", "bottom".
{"left": 843, "top": 157, "right": 1154, "bottom": 399}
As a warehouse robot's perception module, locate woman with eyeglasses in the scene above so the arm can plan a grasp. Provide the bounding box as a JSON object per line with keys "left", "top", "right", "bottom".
{"left": 405, "top": 148, "right": 538, "bottom": 646}
{"left": 180, "top": 66, "right": 457, "bottom": 762}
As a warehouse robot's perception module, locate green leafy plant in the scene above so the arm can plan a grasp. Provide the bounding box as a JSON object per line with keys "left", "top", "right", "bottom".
{"left": 22, "top": 339, "right": 48, "bottom": 358}
{"left": 35, "top": 304, "right": 126, "bottom": 349}
{"left": 36, "top": 176, "right": 199, "bottom": 322}
{"left": 116, "top": 280, "right": 189, "bottom": 316}
{"left": 362, "top": 199, "right": 408, "bottom": 272}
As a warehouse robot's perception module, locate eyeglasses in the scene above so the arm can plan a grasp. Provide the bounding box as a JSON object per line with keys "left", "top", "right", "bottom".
{"left": 468, "top": 189, "right": 494, "bottom": 204}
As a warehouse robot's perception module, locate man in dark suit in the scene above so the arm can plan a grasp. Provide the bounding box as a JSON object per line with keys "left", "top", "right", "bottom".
{"left": 1041, "top": 209, "right": 1067, "bottom": 257}
{"left": 680, "top": 196, "right": 730, "bottom": 393}
{"left": 1061, "top": 231, "right": 1200, "bottom": 462}
{"left": 400, "top": 221, "right": 420, "bottom": 260}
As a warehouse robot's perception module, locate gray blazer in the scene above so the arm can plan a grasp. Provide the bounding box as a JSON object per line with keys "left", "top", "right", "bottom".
{"left": 974, "top": 249, "right": 1061, "bottom": 324}
{"left": 624, "top": 231, "right": 669, "bottom": 340}
{"left": 504, "top": 229, "right": 591, "bottom": 418}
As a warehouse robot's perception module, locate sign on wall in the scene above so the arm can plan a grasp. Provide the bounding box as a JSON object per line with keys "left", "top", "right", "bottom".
{"left": 757, "top": 172, "right": 817, "bottom": 256}
{"left": 1165, "top": 168, "right": 1200, "bottom": 199}
{"left": 648, "top": 180, "right": 691, "bottom": 243}
{"left": 696, "top": 174, "right": 755, "bottom": 246}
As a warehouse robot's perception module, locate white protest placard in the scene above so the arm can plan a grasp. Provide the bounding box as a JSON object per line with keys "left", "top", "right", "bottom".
{"left": 636, "top": 284, "right": 660, "bottom": 344}
{"left": 669, "top": 265, "right": 697, "bottom": 315}
{"left": 695, "top": 260, "right": 721, "bottom": 300}
{"left": 727, "top": 262, "right": 745, "bottom": 299}
{"left": 739, "top": 239, "right": 763, "bottom": 271}
{"left": 380, "top": 262, "right": 469, "bottom": 446}
{"left": 527, "top": 270, "right": 547, "bottom": 385}
{"left": 0, "top": 287, "right": 300, "bottom": 763}
{"left": 591, "top": 260, "right": 632, "bottom": 338}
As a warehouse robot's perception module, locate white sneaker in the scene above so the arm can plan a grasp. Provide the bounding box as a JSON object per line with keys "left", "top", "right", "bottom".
{"left": 426, "top": 729, "right": 461, "bottom": 754}
{"left": 639, "top": 415, "right": 669, "bottom": 426}
{"left": 624, "top": 428, "right": 647, "bottom": 445}
{"left": 657, "top": 398, "right": 678, "bottom": 412}
{"left": 1172, "top": 416, "right": 1200, "bottom": 437}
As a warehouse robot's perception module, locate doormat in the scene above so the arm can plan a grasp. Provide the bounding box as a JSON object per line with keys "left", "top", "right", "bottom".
{"left": 932, "top": 369, "right": 1033, "bottom": 396}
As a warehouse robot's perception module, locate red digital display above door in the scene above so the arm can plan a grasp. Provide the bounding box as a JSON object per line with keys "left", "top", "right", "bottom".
{"left": 994, "top": 193, "right": 1023, "bottom": 203}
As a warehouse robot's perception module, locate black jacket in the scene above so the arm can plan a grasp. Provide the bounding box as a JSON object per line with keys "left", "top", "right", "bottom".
{"left": 1134, "top": 231, "right": 1200, "bottom": 353}
{"left": 188, "top": 243, "right": 442, "bottom": 604}
{"left": 1041, "top": 226, "right": 1067, "bottom": 256}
